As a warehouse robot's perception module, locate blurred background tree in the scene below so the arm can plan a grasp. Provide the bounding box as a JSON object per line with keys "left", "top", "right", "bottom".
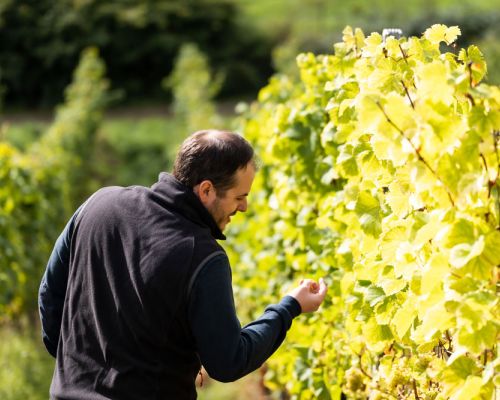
{"left": 0, "top": 0, "right": 274, "bottom": 108}
{"left": 233, "top": 0, "right": 500, "bottom": 84}
{"left": 164, "top": 42, "right": 224, "bottom": 134}
{"left": 1, "top": 0, "right": 499, "bottom": 109}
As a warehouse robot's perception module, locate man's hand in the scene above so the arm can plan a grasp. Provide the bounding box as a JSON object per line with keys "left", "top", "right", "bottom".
{"left": 287, "top": 278, "right": 327, "bottom": 313}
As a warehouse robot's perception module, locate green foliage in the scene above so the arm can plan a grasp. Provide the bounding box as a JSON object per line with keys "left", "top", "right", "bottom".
{"left": 0, "top": 327, "right": 54, "bottom": 400}
{"left": 94, "top": 116, "right": 186, "bottom": 187}
{"left": 235, "top": 0, "right": 499, "bottom": 40}
{"left": 406, "top": 11, "right": 500, "bottom": 85}
{"left": 0, "top": 48, "right": 108, "bottom": 320}
{"left": 2, "top": 113, "right": 185, "bottom": 189}
{"left": 165, "top": 43, "right": 224, "bottom": 133}
{"left": 35, "top": 47, "right": 110, "bottom": 208}
{"left": 229, "top": 25, "right": 500, "bottom": 399}
{"left": 235, "top": 0, "right": 500, "bottom": 86}
{"left": 0, "top": 0, "right": 273, "bottom": 107}
{"left": 0, "top": 122, "right": 45, "bottom": 151}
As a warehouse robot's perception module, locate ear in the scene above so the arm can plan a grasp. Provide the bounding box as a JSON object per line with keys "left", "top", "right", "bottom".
{"left": 193, "top": 180, "right": 216, "bottom": 206}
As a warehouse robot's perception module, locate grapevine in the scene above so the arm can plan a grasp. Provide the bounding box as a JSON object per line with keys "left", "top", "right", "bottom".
{"left": 228, "top": 25, "right": 500, "bottom": 399}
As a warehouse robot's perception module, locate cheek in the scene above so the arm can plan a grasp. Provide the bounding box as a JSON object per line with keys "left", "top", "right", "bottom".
{"left": 216, "top": 199, "right": 233, "bottom": 216}
{"left": 228, "top": 202, "right": 237, "bottom": 214}
{"left": 227, "top": 202, "right": 239, "bottom": 215}
{"left": 217, "top": 196, "right": 239, "bottom": 216}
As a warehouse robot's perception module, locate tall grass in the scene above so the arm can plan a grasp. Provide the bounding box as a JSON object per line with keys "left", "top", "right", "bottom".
{"left": 0, "top": 326, "right": 54, "bottom": 400}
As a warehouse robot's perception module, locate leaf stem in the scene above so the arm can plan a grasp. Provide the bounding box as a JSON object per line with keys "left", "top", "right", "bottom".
{"left": 467, "top": 61, "right": 475, "bottom": 88}
{"left": 356, "top": 349, "right": 373, "bottom": 380}
{"left": 445, "top": 330, "right": 453, "bottom": 352}
{"left": 480, "top": 152, "right": 489, "bottom": 178}
{"left": 450, "top": 271, "right": 463, "bottom": 279}
{"left": 465, "top": 93, "right": 476, "bottom": 106}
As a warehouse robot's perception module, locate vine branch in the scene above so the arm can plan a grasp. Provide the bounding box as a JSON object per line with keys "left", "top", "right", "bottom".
{"left": 375, "top": 101, "right": 455, "bottom": 206}
{"left": 493, "top": 131, "right": 500, "bottom": 180}
{"left": 398, "top": 44, "right": 409, "bottom": 65}
{"left": 412, "top": 379, "right": 420, "bottom": 400}
{"left": 358, "top": 360, "right": 372, "bottom": 380}
{"left": 480, "top": 151, "right": 496, "bottom": 199}
{"left": 401, "top": 80, "right": 415, "bottom": 109}
{"left": 494, "top": 130, "right": 500, "bottom": 227}
{"left": 398, "top": 44, "right": 417, "bottom": 89}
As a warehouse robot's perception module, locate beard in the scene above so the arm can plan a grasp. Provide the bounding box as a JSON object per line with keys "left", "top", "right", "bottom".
{"left": 207, "top": 197, "right": 236, "bottom": 231}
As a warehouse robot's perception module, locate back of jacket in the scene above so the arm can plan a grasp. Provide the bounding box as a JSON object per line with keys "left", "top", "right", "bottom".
{"left": 51, "top": 176, "right": 224, "bottom": 400}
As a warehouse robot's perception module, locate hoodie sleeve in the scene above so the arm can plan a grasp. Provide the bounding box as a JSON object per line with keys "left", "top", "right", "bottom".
{"left": 187, "top": 254, "right": 301, "bottom": 382}
{"left": 38, "top": 208, "right": 81, "bottom": 357}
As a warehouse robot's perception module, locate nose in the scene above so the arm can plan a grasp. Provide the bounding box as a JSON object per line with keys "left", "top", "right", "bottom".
{"left": 238, "top": 198, "right": 248, "bottom": 212}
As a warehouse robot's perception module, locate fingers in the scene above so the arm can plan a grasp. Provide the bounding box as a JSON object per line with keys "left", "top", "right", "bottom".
{"left": 298, "top": 278, "right": 325, "bottom": 288}
{"left": 301, "top": 279, "right": 319, "bottom": 294}
{"left": 287, "top": 278, "right": 328, "bottom": 313}
{"left": 317, "top": 278, "right": 327, "bottom": 297}
{"left": 309, "top": 282, "right": 319, "bottom": 293}
{"left": 297, "top": 278, "right": 327, "bottom": 296}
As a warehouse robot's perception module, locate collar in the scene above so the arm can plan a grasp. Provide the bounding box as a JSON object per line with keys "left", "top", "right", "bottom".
{"left": 151, "top": 172, "right": 225, "bottom": 240}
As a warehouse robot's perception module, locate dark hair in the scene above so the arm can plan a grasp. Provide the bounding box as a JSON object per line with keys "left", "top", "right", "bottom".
{"left": 173, "top": 130, "right": 256, "bottom": 193}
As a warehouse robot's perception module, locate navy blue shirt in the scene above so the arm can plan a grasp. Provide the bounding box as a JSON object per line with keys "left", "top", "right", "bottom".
{"left": 39, "top": 209, "right": 301, "bottom": 383}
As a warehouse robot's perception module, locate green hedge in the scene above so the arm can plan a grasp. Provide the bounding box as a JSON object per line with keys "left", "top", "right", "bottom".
{"left": 0, "top": 48, "right": 108, "bottom": 320}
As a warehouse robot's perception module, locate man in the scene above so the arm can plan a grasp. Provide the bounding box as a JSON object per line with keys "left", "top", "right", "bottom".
{"left": 39, "top": 129, "right": 327, "bottom": 399}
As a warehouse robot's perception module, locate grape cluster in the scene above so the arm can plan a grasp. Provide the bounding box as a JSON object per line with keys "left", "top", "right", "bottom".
{"left": 344, "top": 367, "right": 367, "bottom": 398}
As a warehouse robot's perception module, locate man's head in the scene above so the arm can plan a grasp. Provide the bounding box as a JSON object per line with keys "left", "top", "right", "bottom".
{"left": 173, "top": 130, "right": 256, "bottom": 231}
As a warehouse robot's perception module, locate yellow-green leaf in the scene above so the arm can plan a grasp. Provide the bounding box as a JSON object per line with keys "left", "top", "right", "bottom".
{"left": 424, "top": 24, "right": 461, "bottom": 45}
